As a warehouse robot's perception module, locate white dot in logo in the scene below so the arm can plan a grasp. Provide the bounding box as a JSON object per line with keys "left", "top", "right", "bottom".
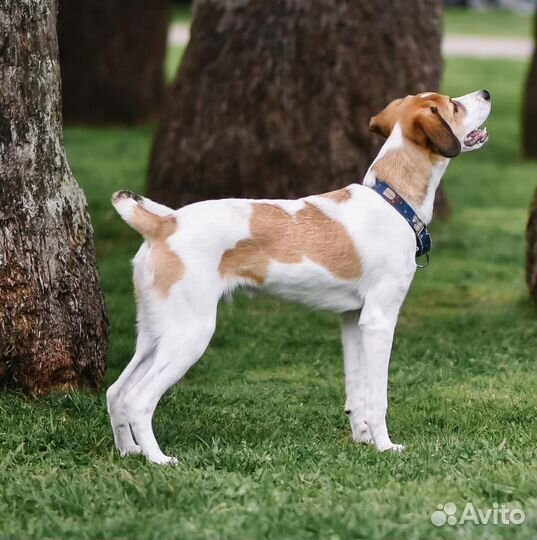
{"left": 430, "top": 510, "right": 447, "bottom": 527}
{"left": 444, "top": 502, "right": 457, "bottom": 516}
{"left": 444, "top": 502, "right": 457, "bottom": 525}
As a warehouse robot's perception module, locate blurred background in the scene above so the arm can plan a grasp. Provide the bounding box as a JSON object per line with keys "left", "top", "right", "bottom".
{"left": 56, "top": 0, "right": 537, "bottom": 377}
{"left": 2, "top": 2, "right": 537, "bottom": 538}
{"left": 57, "top": 0, "right": 537, "bottom": 305}
{"left": 58, "top": 0, "right": 537, "bottom": 206}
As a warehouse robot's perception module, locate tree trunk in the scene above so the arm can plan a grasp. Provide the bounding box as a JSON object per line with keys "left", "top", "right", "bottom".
{"left": 58, "top": 0, "right": 169, "bottom": 124}
{"left": 522, "top": 9, "right": 537, "bottom": 160}
{"left": 0, "top": 0, "right": 109, "bottom": 394}
{"left": 526, "top": 187, "right": 537, "bottom": 304}
{"left": 148, "top": 0, "right": 449, "bottom": 217}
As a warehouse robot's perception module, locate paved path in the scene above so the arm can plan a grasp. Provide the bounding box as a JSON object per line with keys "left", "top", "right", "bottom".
{"left": 443, "top": 34, "right": 532, "bottom": 59}
{"left": 168, "top": 25, "right": 190, "bottom": 47}
{"left": 168, "top": 24, "right": 533, "bottom": 60}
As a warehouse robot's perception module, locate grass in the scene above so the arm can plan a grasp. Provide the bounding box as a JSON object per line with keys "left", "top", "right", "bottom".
{"left": 165, "top": 45, "right": 184, "bottom": 82}
{"left": 1, "top": 56, "right": 537, "bottom": 538}
{"left": 444, "top": 7, "right": 533, "bottom": 37}
{"left": 170, "top": 4, "right": 191, "bottom": 25}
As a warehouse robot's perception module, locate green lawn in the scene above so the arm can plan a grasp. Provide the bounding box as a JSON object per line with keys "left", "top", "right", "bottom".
{"left": 444, "top": 7, "right": 533, "bottom": 37}
{"left": 1, "top": 57, "right": 537, "bottom": 539}
{"left": 165, "top": 45, "right": 184, "bottom": 82}
{"left": 171, "top": 4, "right": 191, "bottom": 25}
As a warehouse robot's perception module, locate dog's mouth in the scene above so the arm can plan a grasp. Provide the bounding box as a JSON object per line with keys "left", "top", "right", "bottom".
{"left": 464, "top": 125, "right": 488, "bottom": 147}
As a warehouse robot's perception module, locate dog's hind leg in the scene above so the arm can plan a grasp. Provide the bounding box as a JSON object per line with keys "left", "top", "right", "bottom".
{"left": 123, "top": 300, "right": 218, "bottom": 465}
{"left": 106, "top": 328, "right": 156, "bottom": 456}
{"left": 341, "top": 310, "right": 373, "bottom": 445}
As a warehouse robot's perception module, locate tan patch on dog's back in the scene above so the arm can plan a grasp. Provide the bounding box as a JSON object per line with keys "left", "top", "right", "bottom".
{"left": 219, "top": 202, "right": 361, "bottom": 284}
{"left": 319, "top": 188, "right": 352, "bottom": 203}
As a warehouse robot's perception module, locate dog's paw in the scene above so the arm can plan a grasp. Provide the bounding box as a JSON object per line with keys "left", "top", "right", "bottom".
{"left": 148, "top": 454, "right": 179, "bottom": 466}
{"left": 118, "top": 444, "right": 142, "bottom": 457}
{"left": 382, "top": 443, "right": 405, "bottom": 453}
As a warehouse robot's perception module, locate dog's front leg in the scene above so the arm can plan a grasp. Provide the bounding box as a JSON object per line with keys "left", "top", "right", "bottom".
{"left": 356, "top": 293, "right": 404, "bottom": 452}
{"left": 341, "top": 311, "right": 372, "bottom": 444}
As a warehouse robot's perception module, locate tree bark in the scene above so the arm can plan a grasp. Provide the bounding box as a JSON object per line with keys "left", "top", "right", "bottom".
{"left": 0, "top": 0, "right": 109, "bottom": 394}
{"left": 148, "top": 0, "right": 449, "bottom": 216}
{"left": 522, "top": 9, "right": 537, "bottom": 159}
{"left": 526, "top": 187, "right": 537, "bottom": 304}
{"left": 58, "top": 0, "right": 169, "bottom": 124}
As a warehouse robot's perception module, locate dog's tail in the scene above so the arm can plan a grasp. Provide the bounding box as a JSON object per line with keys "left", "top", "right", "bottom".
{"left": 111, "top": 190, "right": 175, "bottom": 239}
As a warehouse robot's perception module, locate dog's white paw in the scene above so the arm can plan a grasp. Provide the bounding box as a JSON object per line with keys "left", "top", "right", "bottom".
{"left": 148, "top": 454, "right": 179, "bottom": 466}
{"left": 382, "top": 443, "right": 405, "bottom": 453}
{"left": 118, "top": 444, "right": 142, "bottom": 457}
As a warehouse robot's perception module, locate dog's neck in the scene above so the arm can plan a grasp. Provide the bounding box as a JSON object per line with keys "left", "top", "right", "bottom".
{"left": 363, "top": 124, "right": 449, "bottom": 225}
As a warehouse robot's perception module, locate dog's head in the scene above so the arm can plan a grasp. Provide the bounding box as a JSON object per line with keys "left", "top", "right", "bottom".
{"left": 369, "top": 90, "right": 491, "bottom": 158}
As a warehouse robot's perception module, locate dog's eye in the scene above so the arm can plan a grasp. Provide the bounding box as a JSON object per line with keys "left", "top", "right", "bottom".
{"left": 451, "top": 100, "right": 459, "bottom": 114}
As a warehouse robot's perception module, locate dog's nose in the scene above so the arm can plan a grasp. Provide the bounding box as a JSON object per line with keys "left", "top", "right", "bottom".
{"left": 481, "top": 89, "right": 491, "bottom": 101}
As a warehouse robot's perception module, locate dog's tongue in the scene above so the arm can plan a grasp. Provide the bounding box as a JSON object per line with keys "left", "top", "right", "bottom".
{"left": 464, "top": 127, "right": 488, "bottom": 147}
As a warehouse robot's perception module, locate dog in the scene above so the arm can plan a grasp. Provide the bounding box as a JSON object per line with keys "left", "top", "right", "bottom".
{"left": 107, "top": 90, "right": 491, "bottom": 464}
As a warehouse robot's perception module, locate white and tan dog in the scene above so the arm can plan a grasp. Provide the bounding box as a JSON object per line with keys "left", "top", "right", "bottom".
{"left": 107, "top": 90, "right": 491, "bottom": 464}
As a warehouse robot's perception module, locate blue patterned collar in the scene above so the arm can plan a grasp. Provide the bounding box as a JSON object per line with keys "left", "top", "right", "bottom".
{"left": 371, "top": 179, "right": 431, "bottom": 267}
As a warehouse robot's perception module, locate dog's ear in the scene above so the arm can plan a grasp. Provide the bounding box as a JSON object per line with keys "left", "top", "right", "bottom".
{"left": 369, "top": 98, "right": 404, "bottom": 138}
{"left": 416, "top": 106, "right": 461, "bottom": 158}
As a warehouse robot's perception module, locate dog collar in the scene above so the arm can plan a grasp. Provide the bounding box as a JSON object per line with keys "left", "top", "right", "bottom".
{"left": 372, "top": 179, "right": 431, "bottom": 267}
